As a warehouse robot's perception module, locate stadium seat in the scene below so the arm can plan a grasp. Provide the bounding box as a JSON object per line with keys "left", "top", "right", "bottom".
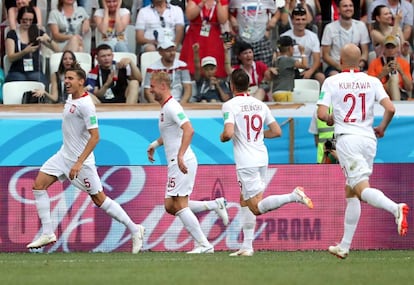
{"left": 3, "top": 55, "right": 11, "bottom": 76}
{"left": 49, "top": 52, "right": 92, "bottom": 75}
{"left": 126, "top": 25, "right": 137, "bottom": 54}
{"left": 2, "top": 81, "right": 46, "bottom": 104}
{"left": 292, "top": 79, "right": 320, "bottom": 103}
{"left": 112, "top": 52, "right": 137, "bottom": 66}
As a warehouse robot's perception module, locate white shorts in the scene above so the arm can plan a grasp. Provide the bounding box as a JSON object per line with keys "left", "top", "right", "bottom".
{"left": 336, "top": 134, "right": 376, "bottom": 188}
{"left": 165, "top": 157, "right": 197, "bottom": 198}
{"left": 237, "top": 166, "right": 267, "bottom": 200}
{"left": 40, "top": 151, "right": 103, "bottom": 195}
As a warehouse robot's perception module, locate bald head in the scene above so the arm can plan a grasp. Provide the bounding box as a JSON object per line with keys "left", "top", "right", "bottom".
{"left": 340, "top": 44, "right": 361, "bottom": 69}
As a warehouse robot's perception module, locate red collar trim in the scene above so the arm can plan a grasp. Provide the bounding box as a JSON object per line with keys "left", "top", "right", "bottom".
{"left": 81, "top": 92, "right": 89, "bottom": 98}
{"left": 234, "top": 93, "right": 250, "bottom": 97}
{"left": 342, "top": 69, "right": 360, "bottom": 73}
{"left": 162, "top": 96, "right": 173, "bottom": 107}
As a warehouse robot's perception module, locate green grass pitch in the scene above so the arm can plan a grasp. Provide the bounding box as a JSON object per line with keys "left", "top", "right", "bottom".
{"left": 1, "top": 250, "right": 413, "bottom": 285}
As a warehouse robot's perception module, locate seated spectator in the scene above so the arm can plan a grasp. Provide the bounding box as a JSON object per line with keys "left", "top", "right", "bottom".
{"left": 269, "top": 36, "right": 308, "bottom": 102}
{"left": 321, "top": 0, "right": 370, "bottom": 77}
{"left": 48, "top": 0, "right": 91, "bottom": 52}
{"left": 367, "top": 35, "right": 412, "bottom": 101}
{"left": 280, "top": 4, "right": 325, "bottom": 85}
{"left": 278, "top": 0, "right": 315, "bottom": 36}
{"left": 5, "top": 6, "right": 59, "bottom": 87}
{"left": 86, "top": 44, "right": 141, "bottom": 104}
{"left": 225, "top": 41, "right": 270, "bottom": 101}
{"left": 33, "top": 50, "right": 79, "bottom": 103}
{"left": 192, "top": 43, "right": 231, "bottom": 103}
{"left": 367, "top": 0, "right": 413, "bottom": 45}
{"left": 135, "top": 0, "right": 185, "bottom": 52}
{"left": 94, "top": 0, "right": 131, "bottom": 52}
{"left": 370, "top": 5, "right": 408, "bottom": 57}
{"left": 7, "top": 0, "right": 43, "bottom": 30}
{"left": 143, "top": 40, "right": 192, "bottom": 104}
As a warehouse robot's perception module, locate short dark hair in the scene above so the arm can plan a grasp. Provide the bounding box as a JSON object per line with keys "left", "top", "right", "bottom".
{"left": 231, "top": 69, "right": 250, "bottom": 92}
{"left": 235, "top": 41, "right": 253, "bottom": 55}
{"left": 96, "top": 43, "right": 113, "bottom": 54}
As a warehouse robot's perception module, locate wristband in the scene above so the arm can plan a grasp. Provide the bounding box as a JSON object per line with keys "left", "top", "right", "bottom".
{"left": 149, "top": 140, "right": 160, "bottom": 149}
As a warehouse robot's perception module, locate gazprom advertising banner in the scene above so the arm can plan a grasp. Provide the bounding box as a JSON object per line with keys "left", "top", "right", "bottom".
{"left": 1, "top": 164, "right": 413, "bottom": 252}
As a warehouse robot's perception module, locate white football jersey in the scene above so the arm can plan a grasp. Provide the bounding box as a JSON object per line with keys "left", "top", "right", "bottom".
{"left": 61, "top": 93, "right": 98, "bottom": 164}
{"left": 317, "top": 70, "right": 389, "bottom": 139}
{"left": 159, "top": 96, "right": 196, "bottom": 165}
{"left": 222, "top": 93, "right": 276, "bottom": 169}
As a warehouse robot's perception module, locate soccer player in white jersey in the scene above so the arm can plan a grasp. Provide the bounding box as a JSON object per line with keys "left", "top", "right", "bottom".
{"left": 317, "top": 43, "right": 409, "bottom": 259}
{"left": 27, "top": 67, "right": 145, "bottom": 254}
{"left": 220, "top": 69, "right": 314, "bottom": 257}
{"left": 146, "top": 71, "right": 229, "bottom": 254}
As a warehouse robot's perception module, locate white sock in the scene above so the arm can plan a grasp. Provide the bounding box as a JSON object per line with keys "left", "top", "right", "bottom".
{"left": 176, "top": 207, "right": 210, "bottom": 247}
{"left": 258, "top": 194, "right": 294, "bottom": 214}
{"left": 240, "top": 206, "right": 256, "bottom": 250}
{"left": 33, "top": 190, "right": 53, "bottom": 235}
{"left": 100, "top": 197, "right": 139, "bottom": 234}
{"left": 361, "top": 187, "right": 398, "bottom": 216}
{"left": 188, "top": 200, "right": 217, "bottom": 213}
{"left": 340, "top": 198, "right": 361, "bottom": 250}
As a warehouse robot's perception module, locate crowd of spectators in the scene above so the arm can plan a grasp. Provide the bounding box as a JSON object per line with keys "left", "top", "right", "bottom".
{"left": 1, "top": 0, "right": 414, "bottom": 104}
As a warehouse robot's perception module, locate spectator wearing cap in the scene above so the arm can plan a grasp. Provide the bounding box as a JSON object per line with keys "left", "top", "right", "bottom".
{"left": 192, "top": 43, "right": 232, "bottom": 102}
{"left": 269, "top": 36, "right": 308, "bottom": 102}
{"left": 143, "top": 39, "right": 192, "bottom": 103}
{"left": 321, "top": 0, "right": 370, "bottom": 77}
{"left": 224, "top": 41, "right": 271, "bottom": 101}
{"left": 368, "top": 35, "right": 412, "bottom": 101}
{"left": 135, "top": 0, "right": 185, "bottom": 52}
{"left": 280, "top": 4, "right": 325, "bottom": 86}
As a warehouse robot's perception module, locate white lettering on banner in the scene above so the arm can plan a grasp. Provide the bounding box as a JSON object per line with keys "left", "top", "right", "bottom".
{"left": 8, "top": 166, "right": 282, "bottom": 252}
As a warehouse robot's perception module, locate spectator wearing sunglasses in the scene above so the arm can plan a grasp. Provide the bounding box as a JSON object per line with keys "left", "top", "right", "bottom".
{"left": 135, "top": 0, "right": 185, "bottom": 52}
{"left": 321, "top": 0, "right": 370, "bottom": 77}
{"left": 280, "top": 4, "right": 325, "bottom": 85}
{"left": 278, "top": 0, "right": 315, "bottom": 36}
{"left": 48, "top": 0, "right": 91, "bottom": 52}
